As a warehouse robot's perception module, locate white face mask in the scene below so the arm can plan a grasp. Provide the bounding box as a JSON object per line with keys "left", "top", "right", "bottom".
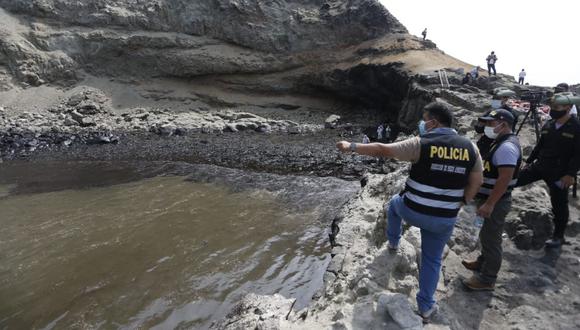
{"left": 491, "top": 100, "right": 502, "bottom": 109}
{"left": 484, "top": 124, "right": 501, "bottom": 139}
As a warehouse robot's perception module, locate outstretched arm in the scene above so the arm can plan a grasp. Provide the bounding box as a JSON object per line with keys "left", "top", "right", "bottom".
{"left": 336, "top": 141, "right": 394, "bottom": 158}
{"left": 336, "top": 137, "right": 421, "bottom": 162}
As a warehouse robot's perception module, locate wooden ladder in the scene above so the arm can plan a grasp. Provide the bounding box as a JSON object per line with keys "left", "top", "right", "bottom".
{"left": 438, "top": 69, "right": 450, "bottom": 89}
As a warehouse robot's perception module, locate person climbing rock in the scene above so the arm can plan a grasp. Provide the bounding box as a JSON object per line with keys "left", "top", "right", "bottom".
{"left": 336, "top": 102, "right": 483, "bottom": 322}
{"left": 422, "top": 28, "right": 427, "bottom": 41}
{"left": 462, "top": 109, "right": 522, "bottom": 291}
{"left": 486, "top": 51, "right": 498, "bottom": 76}
{"left": 516, "top": 93, "right": 580, "bottom": 248}
{"left": 471, "top": 66, "right": 480, "bottom": 79}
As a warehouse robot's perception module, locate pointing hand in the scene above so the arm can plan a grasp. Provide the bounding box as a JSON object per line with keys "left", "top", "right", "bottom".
{"left": 336, "top": 141, "right": 351, "bottom": 153}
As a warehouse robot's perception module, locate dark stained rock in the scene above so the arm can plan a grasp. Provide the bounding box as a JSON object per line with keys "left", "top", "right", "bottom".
{"left": 506, "top": 185, "right": 554, "bottom": 250}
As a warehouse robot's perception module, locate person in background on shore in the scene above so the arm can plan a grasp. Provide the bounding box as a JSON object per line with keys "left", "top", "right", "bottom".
{"left": 518, "top": 69, "right": 526, "bottom": 85}
{"left": 555, "top": 83, "right": 577, "bottom": 117}
{"left": 422, "top": 28, "right": 427, "bottom": 41}
{"left": 385, "top": 124, "right": 392, "bottom": 142}
{"left": 377, "top": 124, "right": 384, "bottom": 140}
{"left": 337, "top": 102, "right": 483, "bottom": 322}
{"left": 486, "top": 51, "right": 498, "bottom": 76}
{"left": 462, "top": 110, "right": 522, "bottom": 291}
{"left": 362, "top": 134, "right": 370, "bottom": 144}
{"left": 471, "top": 67, "right": 480, "bottom": 79}
{"left": 516, "top": 93, "right": 580, "bottom": 248}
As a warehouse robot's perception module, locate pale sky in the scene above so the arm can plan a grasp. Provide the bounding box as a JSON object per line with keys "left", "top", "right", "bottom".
{"left": 381, "top": 0, "right": 580, "bottom": 87}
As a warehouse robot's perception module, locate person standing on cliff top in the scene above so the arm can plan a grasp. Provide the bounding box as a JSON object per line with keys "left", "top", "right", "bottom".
{"left": 422, "top": 28, "right": 427, "bottom": 41}
{"left": 486, "top": 51, "right": 498, "bottom": 76}
{"left": 337, "top": 102, "right": 484, "bottom": 322}
{"left": 518, "top": 69, "right": 526, "bottom": 85}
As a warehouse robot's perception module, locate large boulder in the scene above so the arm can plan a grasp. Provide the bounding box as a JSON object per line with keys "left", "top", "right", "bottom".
{"left": 66, "top": 88, "right": 111, "bottom": 115}
{"left": 506, "top": 184, "right": 554, "bottom": 250}
{"left": 377, "top": 293, "right": 423, "bottom": 330}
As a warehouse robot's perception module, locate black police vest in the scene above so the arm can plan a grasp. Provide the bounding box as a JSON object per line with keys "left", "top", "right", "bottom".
{"left": 476, "top": 135, "right": 494, "bottom": 157}
{"left": 404, "top": 132, "right": 477, "bottom": 218}
{"left": 537, "top": 118, "right": 580, "bottom": 166}
{"left": 477, "top": 134, "right": 522, "bottom": 199}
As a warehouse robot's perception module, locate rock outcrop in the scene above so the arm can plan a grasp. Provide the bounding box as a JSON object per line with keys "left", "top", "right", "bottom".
{"left": 506, "top": 185, "right": 554, "bottom": 250}
{"left": 0, "top": 0, "right": 476, "bottom": 123}
{"left": 0, "top": 0, "right": 407, "bottom": 53}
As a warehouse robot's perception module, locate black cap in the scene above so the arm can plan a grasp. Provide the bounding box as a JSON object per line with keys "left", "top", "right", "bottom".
{"left": 479, "top": 109, "right": 515, "bottom": 125}
{"left": 555, "top": 83, "right": 569, "bottom": 93}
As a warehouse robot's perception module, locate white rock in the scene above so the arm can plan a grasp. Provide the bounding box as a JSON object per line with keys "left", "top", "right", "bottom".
{"left": 404, "top": 227, "right": 421, "bottom": 251}
{"left": 404, "top": 227, "right": 422, "bottom": 268}
{"left": 325, "top": 114, "right": 341, "bottom": 128}
{"left": 395, "top": 239, "right": 418, "bottom": 275}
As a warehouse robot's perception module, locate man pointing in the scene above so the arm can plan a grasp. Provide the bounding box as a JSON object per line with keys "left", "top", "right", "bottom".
{"left": 337, "top": 102, "right": 483, "bottom": 322}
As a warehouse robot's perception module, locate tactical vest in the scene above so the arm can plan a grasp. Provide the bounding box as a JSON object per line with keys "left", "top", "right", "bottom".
{"left": 404, "top": 132, "right": 477, "bottom": 218}
{"left": 477, "top": 134, "right": 522, "bottom": 199}
{"left": 537, "top": 118, "right": 580, "bottom": 168}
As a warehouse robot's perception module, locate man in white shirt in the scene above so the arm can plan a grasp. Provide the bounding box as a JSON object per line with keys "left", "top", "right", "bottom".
{"left": 518, "top": 69, "right": 526, "bottom": 85}
{"left": 377, "top": 124, "right": 384, "bottom": 140}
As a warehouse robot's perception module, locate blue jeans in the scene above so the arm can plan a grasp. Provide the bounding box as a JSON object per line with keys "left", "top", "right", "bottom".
{"left": 387, "top": 194, "right": 456, "bottom": 313}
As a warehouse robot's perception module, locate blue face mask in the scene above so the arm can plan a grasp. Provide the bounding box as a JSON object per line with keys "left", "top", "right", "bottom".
{"left": 418, "top": 120, "right": 433, "bottom": 136}
{"left": 491, "top": 100, "right": 502, "bottom": 109}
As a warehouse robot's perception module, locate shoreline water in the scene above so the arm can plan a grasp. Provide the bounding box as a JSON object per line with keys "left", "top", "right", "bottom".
{"left": 0, "top": 160, "right": 359, "bottom": 329}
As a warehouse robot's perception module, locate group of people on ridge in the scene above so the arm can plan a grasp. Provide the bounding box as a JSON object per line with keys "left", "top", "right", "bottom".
{"left": 336, "top": 86, "right": 580, "bottom": 323}
{"left": 486, "top": 51, "right": 529, "bottom": 85}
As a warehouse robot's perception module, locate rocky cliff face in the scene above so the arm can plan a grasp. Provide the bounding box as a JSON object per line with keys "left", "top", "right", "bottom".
{"left": 0, "top": 0, "right": 407, "bottom": 52}
{"left": 0, "top": 0, "right": 458, "bottom": 125}
{"left": 0, "top": 0, "right": 408, "bottom": 82}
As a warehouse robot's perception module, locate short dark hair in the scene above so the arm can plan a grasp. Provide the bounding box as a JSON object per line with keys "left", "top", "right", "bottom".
{"left": 424, "top": 102, "right": 453, "bottom": 127}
